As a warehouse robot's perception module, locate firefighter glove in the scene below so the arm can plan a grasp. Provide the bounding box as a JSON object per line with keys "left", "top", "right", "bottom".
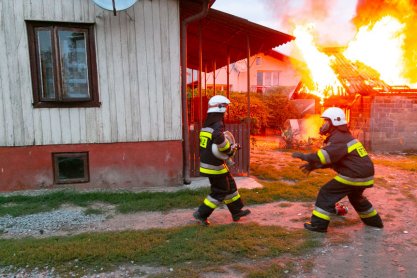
{"left": 299, "top": 163, "right": 314, "bottom": 174}
{"left": 228, "top": 144, "right": 240, "bottom": 157}
{"left": 292, "top": 152, "right": 307, "bottom": 161}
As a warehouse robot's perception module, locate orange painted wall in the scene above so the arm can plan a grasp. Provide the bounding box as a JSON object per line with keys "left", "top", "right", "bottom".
{"left": 0, "top": 141, "right": 183, "bottom": 192}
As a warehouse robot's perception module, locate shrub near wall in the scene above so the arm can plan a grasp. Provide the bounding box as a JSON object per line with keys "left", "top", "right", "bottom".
{"left": 227, "top": 93, "right": 268, "bottom": 134}
{"left": 227, "top": 91, "right": 300, "bottom": 135}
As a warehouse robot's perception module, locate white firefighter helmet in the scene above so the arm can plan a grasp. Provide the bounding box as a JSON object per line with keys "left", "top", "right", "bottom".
{"left": 212, "top": 131, "right": 235, "bottom": 160}
{"left": 321, "top": 107, "right": 347, "bottom": 126}
{"left": 207, "top": 95, "right": 230, "bottom": 113}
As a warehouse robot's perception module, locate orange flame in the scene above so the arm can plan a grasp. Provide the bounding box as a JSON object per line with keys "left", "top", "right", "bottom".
{"left": 293, "top": 1, "right": 417, "bottom": 100}
{"left": 293, "top": 25, "right": 344, "bottom": 103}
{"left": 344, "top": 16, "right": 411, "bottom": 86}
{"left": 300, "top": 114, "right": 322, "bottom": 140}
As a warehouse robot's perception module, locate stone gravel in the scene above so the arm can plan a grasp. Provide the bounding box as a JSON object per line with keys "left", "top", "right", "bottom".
{"left": 0, "top": 207, "right": 105, "bottom": 237}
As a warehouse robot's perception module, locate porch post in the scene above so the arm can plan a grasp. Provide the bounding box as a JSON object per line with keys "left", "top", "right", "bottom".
{"left": 227, "top": 50, "right": 230, "bottom": 121}
{"left": 227, "top": 50, "right": 230, "bottom": 100}
{"left": 213, "top": 60, "right": 216, "bottom": 95}
{"left": 180, "top": 0, "right": 209, "bottom": 184}
{"left": 246, "top": 35, "right": 251, "bottom": 176}
{"left": 199, "top": 20, "right": 203, "bottom": 126}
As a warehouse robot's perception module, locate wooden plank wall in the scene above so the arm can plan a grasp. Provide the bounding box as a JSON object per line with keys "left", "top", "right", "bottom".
{"left": 0, "top": 0, "right": 182, "bottom": 147}
{"left": 190, "top": 122, "right": 250, "bottom": 177}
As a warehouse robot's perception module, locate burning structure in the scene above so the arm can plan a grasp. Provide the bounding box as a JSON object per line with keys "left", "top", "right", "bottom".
{"left": 288, "top": 0, "right": 417, "bottom": 152}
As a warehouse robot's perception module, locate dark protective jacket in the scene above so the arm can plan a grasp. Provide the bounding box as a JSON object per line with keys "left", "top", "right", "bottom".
{"left": 199, "top": 113, "right": 232, "bottom": 176}
{"left": 305, "top": 126, "right": 374, "bottom": 186}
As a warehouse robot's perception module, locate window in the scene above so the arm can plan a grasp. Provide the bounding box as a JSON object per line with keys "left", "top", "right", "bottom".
{"left": 27, "top": 21, "right": 99, "bottom": 108}
{"left": 257, "top": 71, "right": 281, "bottom": 86}
{"left": 53, "top": 152, "right": 89, "bottom": 184}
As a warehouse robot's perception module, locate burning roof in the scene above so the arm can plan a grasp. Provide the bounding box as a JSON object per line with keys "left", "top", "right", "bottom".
{"left": 293, "top": 47, "right": 417, "bottom": 107}
{"left": 289, "top": 2, "right": 417, "bottom": 105}
{"left": 293, "top": 46, "right": 417, "bottom": 100}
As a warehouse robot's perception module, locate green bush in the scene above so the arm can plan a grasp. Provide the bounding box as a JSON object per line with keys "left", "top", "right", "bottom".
{"left": 227, "top": 90, "right": 300, "bottom": 134}
{"left": 189, "top": 89, "right": 301, "bottom": 135}
{"left": 227, "top": 92, "right": 268, "bottom": 134}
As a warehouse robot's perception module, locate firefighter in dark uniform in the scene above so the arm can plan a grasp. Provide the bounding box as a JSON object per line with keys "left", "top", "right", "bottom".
{"left": 193, "top": 95, "right": 251, "bottom": 225}
{"left": 292, "top": 107, "right": 383, "bottom": 233}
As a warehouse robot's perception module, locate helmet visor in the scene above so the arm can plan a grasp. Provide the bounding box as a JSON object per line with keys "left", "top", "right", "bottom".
{"left": 319, "top": 119, "right": 331, "bottom": 135}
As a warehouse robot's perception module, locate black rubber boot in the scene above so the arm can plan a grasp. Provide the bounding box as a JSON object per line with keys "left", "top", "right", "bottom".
{"left": 226, "top": 198, "right": 250, "bottom": 221}
{"left": 232, "top": 209, "right": 251, "bottom": 221}
{"left": 193, "top": 204, "right": 214, "bottom": 226}
{"left": 304, "top": 222, "right": 328, "bottom": 233}
{"left": 361, "top": 214, "right": 383, "bottom": 228}
{"left": 304, "top": 215, "right": 329, "bottom": 233}
{"left": 193, "top": 211, "right": 210, "bottom": 226}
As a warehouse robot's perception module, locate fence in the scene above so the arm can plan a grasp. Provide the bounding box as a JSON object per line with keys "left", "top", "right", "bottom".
{"left": 189, "top": 122, "right": 250, "bottom": 177}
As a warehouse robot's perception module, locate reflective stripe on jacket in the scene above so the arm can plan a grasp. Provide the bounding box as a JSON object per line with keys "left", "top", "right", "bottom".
{"left": 307, "top": 129, "right": 374, "bottom": 186}
{"left": 199, "top": 123, "right": 230, "bottom": 176}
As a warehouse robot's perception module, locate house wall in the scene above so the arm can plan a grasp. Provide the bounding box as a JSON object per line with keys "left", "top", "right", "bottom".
{"left": 203, "top": 52, "right": 300, "bottom": 93}
{"left": 0, "top": 0, "right": 182, "bottom": 146}
{"left": 370, "top": 95, "right": 417, "bottom": 152}
{"left": 0, "top": 0, "right": 183, "bottom": 191}
{"left": 0, "top": 141, "right": 183, "bottom": 192}
{"left": 349, "top": 95, "right": 417, "bottom": 152}
{"left": 349, "top": 96, "right": 372, "bottom": 149}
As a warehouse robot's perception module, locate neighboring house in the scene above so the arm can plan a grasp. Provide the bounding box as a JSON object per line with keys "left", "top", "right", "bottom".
{"left": 203, "top": 50, "right": 300, "bottom": 93}
{"left": 0, "top": 0, "right": 184, "bottom": 191}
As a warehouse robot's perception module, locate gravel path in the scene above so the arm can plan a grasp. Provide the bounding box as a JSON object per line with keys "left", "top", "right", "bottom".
{"left": 0, "top": 207, "right": 105, "bottom": 237}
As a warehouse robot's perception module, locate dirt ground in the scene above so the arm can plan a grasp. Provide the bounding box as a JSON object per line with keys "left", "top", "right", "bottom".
{"left": 3, "top": 137, "right": 417, "bottom": 277}
{"left": 303, "top": 163, "right": 417, "bottom": 278}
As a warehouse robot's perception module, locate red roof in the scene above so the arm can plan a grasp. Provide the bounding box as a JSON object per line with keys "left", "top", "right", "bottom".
{"left": 181, "top": 1, "right": 295, "bottom": 72}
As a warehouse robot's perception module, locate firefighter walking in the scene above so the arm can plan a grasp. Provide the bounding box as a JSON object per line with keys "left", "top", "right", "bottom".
{"left": 193, "top": 95, "right": 251, "bottom": 225}
{"left": 292, "top": 107, "right": 383, "bottom": 233}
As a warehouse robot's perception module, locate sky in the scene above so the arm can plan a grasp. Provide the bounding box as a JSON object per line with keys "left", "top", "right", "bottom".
{"left": 211, "top": 0, "right": 359, "bottom": 55}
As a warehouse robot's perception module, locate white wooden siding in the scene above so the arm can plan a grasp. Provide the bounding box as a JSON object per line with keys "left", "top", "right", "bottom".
{"left": 0, "top": 0, "right": 182, "bottom": 147}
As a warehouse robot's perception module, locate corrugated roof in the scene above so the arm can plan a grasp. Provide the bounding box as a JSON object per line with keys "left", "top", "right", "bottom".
{"left": 293, "top": 47, "right": 417, "bottom": 101}
{"left": 325, "top": 48, "right": 391, "bottom": 96}
{"left": 181, "top": 1, "right": 295, "bottom": 72}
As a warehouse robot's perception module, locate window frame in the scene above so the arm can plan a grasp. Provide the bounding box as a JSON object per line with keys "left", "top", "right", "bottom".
{"left": 52, "top": 152, "right": 90, "bottom": 184}
{"left": 257, "top": 70, "right": 281, "bottom": 87}
{"left": 26, "top": 21, "right": 100, "bottom": 108}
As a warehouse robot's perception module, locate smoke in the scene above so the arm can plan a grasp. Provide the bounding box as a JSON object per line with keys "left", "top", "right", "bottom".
{"left": 263, "top": 0, "right": 357, "bottom": 47}
{"left": 263, "top": 0, "right": 417, "bottom": 85}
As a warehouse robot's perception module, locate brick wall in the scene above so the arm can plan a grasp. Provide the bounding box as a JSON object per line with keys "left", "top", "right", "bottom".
{"left": 370, "top": 95, "right": 417, "bottom": 152}
{"left": 349, "top": 96, "right": 372, "bottom": 149}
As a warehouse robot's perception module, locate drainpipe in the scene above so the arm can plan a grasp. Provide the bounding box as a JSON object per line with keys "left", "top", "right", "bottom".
{"left": 181, "top": 0, "right": 209, "bottom": 184}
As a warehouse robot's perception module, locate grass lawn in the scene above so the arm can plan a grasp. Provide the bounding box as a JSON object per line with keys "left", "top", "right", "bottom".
{"left": 0, "top": 224, "right": 322, "bottom": 277}
{"left": 4, "top": 137, "right": 411, "bottom": 276}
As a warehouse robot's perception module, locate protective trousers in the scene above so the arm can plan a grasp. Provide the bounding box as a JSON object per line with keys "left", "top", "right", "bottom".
{"left": 197, "top": 173, "right": 244, "bottom": 219}
{"left": 310, "top": 179, "right": 383, "bottom": 230}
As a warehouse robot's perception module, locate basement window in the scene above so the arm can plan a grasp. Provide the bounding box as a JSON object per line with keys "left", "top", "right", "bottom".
{"left": 53, "top": 152, "right": 89, "bottom": 184}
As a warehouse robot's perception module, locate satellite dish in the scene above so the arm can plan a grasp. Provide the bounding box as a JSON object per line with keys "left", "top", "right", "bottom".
{"left": 92, "top": 0, "right": 138, "bottom": 15}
